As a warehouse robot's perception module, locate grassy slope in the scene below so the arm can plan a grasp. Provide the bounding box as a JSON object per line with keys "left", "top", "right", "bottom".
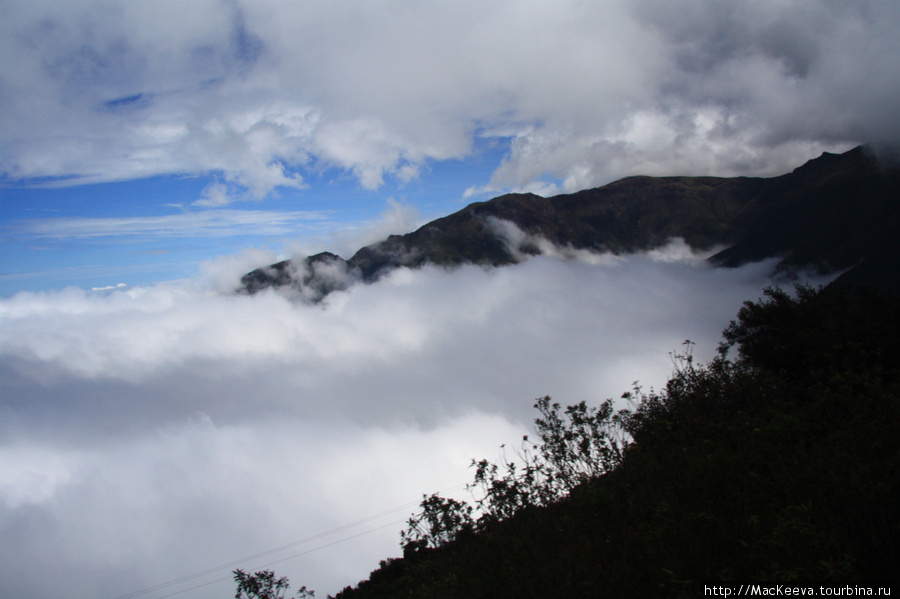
{"left": 330, "top": 286, "right": 900, "bottom": 598}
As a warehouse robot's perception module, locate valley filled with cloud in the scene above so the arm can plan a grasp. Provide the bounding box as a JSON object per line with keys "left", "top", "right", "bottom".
{"left": 2, "top": 0, "right": 896, "bottom": 596}
{"left": 0, "top": 242, "right": 821, "bottom": 598}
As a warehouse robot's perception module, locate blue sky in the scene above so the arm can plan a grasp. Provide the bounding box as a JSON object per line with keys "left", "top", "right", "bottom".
{"left": 4, "top": 0, "right": 896, "bottom": 296}
{"left": 1, "top": 142, "right": 508, "bottom": 295}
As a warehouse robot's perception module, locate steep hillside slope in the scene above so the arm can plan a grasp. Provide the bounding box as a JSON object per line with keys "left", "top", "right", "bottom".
{"left": 323, "top": 286, "right": 900, "bottom": 598}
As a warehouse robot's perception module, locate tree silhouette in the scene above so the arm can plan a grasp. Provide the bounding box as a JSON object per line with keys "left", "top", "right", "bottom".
{"left": 232, "top": 569, "right": 314, "bottom": 599}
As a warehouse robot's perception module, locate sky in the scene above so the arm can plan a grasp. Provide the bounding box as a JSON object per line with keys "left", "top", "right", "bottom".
{"left": 3, "top": 0, "right": 900, "bottom": 294}
{"left": 1, "top": 0, "right": 899, "bottom": 597}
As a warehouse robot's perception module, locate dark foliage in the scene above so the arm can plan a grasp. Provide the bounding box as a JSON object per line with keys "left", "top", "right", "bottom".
{"left": 325, "top": 285, "right": 900, "bottom": 598}
{"left": 398, "top": 394, "right": 631, "bottom": 558}
{"left": 233, "top": 569, "right": 314, "bottom": 599}
{"left": 400, "top": 494, "right": 474, "bottom": 551}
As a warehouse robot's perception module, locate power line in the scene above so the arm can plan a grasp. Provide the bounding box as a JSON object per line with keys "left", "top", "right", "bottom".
{"left": 153, "top": 519, "right": 407, "bottom": 599}
{"left": 109, "top": 482, "right": 468, "bottom": 599}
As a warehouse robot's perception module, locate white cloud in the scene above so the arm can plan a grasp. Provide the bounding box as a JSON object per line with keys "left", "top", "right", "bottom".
{"left": 280, "top": 197, "right": 423, "bottom": 261}
{"left": 0, "top": 243, "right": 835, "bottom": 598}
{"left": 3, "top": 0, "right": 896, "bottom": 197}
{"left": 0, "top": 412, "right": 522, "bottom": 599}
{"left": 313, "top": 118, "right": 420, "bottom": 191}
{"left": 195, "top": 181, "right": 234, "bottom": 207}
{"left": 199, "top": 247, "right": 280, "bottom": 294}
{"left": 11, "top": 209, "right": 334, "bottom": 240}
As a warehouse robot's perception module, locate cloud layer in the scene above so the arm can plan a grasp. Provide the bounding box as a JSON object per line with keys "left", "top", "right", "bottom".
{"left": 3, "top": 0, "right": 897, "bottom": 199}
{"left": 0, "top": 243, "right": 831, "bottom": 598}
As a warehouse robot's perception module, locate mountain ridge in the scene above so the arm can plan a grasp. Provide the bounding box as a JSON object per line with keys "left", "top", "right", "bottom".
{"left": 241, "top": 145, "right": 900, "bottom": 298}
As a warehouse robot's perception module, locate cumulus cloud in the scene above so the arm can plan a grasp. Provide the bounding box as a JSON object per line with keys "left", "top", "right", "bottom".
{"left": 2, "top": 0, "right": 896, "bottom": 198}
{"left": 0, "top": 242, "right": 835, "bottom": 598}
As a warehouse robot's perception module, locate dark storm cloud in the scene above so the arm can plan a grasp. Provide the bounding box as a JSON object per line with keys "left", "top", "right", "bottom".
{"left": 631, "top": 0, "right": 900, "bottom": 147}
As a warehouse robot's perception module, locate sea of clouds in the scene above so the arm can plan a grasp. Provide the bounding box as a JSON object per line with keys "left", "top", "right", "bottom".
{"left": 0, "top": 240, "right": 828, "bottom": 599}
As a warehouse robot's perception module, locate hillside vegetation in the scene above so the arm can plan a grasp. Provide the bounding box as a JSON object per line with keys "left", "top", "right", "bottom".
{"left": 327, "top": 285, "right": 899, "bottom": 597}
{"left": 236, "top": 284, "right": 899, "bottom": 598}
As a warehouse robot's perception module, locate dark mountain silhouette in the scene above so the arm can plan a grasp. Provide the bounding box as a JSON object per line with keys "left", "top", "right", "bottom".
{"left": 241, "top": 145, "right": 900, "bottom": 297}
{"left": 709, "top": 146, "right": 900, "bottom": 289}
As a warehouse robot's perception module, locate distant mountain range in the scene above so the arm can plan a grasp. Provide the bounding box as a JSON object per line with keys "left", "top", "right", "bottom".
{"left": 241, "top": 145, "right": 900, "bottom": 298}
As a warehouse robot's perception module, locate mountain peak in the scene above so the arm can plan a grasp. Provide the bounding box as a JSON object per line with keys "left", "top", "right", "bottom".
{"left": 241, "top": 146, "right": 899, "bottom": 298}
